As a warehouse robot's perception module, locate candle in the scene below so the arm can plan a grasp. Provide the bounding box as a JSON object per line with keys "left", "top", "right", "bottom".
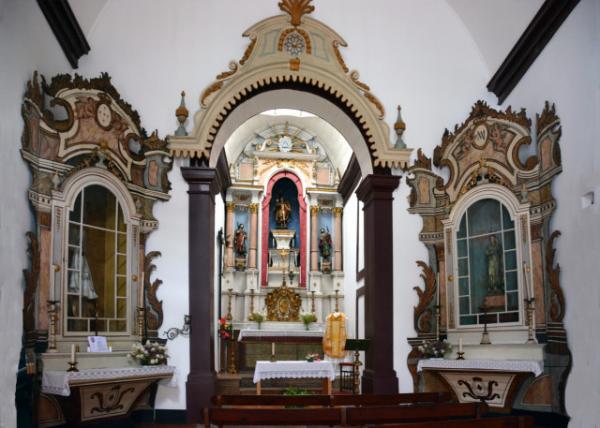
{"left": 70, "top": 344, "right": 76, "bottom": 363}
{"left": 459, "top": 338, "right": 463, "bottom": 353}
{"left": 271, "top": 342, "right": 275, "bottom": 356}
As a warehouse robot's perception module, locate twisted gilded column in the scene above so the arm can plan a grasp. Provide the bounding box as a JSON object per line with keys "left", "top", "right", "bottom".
{"left": 248, "top": 203, "right": 258, "bottom": 269}
{"left": 333, "top": 207, "right": 343, "bottom": 271}
{"left": 225, "top": 202, "right": 235, "bottom": 269}
{"left": 310, "top": 205, "right": 319, "bottom": 271}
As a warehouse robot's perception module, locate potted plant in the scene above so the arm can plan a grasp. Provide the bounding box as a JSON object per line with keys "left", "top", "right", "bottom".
{"left": 301, "top": 313, "right": 317, "bottom": 330}
{"left": 305, "top": 353, "right": 320, "bottom": 362}
{"left": 249, "top": 312, "right": 264, "bottom": 329}
{"left": 127, "top": 341, "right": 169, "bottom": 365}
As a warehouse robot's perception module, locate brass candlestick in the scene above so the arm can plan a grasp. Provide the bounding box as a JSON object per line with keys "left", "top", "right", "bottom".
{"left": 456, "top": 351, "right": 465, "bottom": 360}
{"left": 248, "top": 289, "right": 255, "bottom": 320}
{"left": 270, "top": 342, "right": 276, "bottom": 362}
{"left": 136, "top": 306, "right": 145, "bottom": 337}
{"left": 525, "top": 298, "right": 536, "bottom": 343}
{"left": 226, "top": 288, "right": 233, "bottom": 321}
{"left": 480, "top": 306, "right": 491, "bottom": 345}
{"left": 311, "top": 290, "right": 316, "bottom": 315}
{"left": 435, "top": 304, "right": 441, "bottom": 340}
{"left": 353, "top": 350, "right": 361, "bottom": 395}
{"left": 47, "top": 301, "right": 59, "bottom": 353}
{"left": 227, "top": 338, "right": 237, "bottom": 374}
{"left": 334, "top": 290, "right": 340, "bottom": 312}
{"left": 67, "top": 361, "right": 79, "bottom": 372}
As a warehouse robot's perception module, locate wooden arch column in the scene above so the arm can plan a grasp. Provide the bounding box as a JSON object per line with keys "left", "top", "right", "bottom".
{"left": 356, "top": 174, "right": 401, "bottom": 393}
{"left": 181, "top": 165, "right": 220, "bottom": 422}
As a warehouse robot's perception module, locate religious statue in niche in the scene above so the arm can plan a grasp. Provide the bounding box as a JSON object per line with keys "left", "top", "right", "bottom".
{"left": 274, "top": 194, "right": 292, "bottom": 229}
{"left": 234, "top": 223, "right": 247, "bottom": 271}
{"left": 485, "top": 235, "right": 504, "bottom": 294}
{"left": 233, "top": 224, "right": 247, "bottom": 256}
{"left": 319, "top": 227, "right": 332, "bottom": 273}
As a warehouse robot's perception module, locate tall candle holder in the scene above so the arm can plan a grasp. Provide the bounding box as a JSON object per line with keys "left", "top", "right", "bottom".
{"left": 479, "top": 306, "right": 491, "bottom": 345}
{"left": 248, "top": 289, "right": 255, "bottom": 321}
{"left": 47, "top": 300, "right": 59, "bottom": 353}
{"left": 226, "top": 288, "right": 233, "bottom": 321}
{"left": 435, "top": 305, "right": 441, "bottom": 340}
{"left": 334, "top": 290, "right": 340, "bottom": 312}
{"left": 525, "top": 298, "right": 536, "bottom": 343}
{"left": 136, "top": 306, "right": 145, "bottom": 337}
{"left": 311, "top": 290, "right": 316, "bottom": 315}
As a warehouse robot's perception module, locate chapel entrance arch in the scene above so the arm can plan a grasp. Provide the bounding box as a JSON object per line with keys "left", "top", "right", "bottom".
{"left": 169, "top": 1, "right": 412, "bottom": 421}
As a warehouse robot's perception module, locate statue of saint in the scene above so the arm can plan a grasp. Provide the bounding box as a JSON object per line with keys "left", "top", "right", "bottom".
{"left": 485, "top": 234, "right": 503, "bottom": 294}
{"left": 274, "top": 195, "right": 292, "bottom": 228}
{"left": 319, "top": 227, "right": 332, "bottom": 261}
{"left": 233, "top": 223, "right": 247, "bottom": 256}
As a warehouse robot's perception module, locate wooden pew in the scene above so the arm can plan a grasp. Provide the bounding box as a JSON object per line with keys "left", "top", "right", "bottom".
{"left": 331, "top": 392, "right": 452, "bottom": 407}
{"left": 206, "top": 407, "right": 342, "bottom": 427}
{"left": 212, "top": 393, "right": 331, "bottom": 407}
{"left": 376, "top": 415, "right": 534, "bottom": 428}
{"left": 345, "top": 402, "right": 487, "bottom": 426}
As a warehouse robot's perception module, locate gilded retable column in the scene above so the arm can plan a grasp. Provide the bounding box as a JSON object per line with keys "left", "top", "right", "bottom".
{"left": 310, "top": 205, "right": 319, "bottom": 271}
{"left": 248, "top": 203, "right": 259, "bottom": 269}
{"left": 333, "top": 207, "right": 343, "bottom": 271}
{"left": 225, "top": 202, "right": 235, "bottom": 269}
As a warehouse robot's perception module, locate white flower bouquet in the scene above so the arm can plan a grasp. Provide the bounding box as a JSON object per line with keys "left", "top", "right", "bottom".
{"left": 128, "top": 340, "right": 169, "bottom": 365}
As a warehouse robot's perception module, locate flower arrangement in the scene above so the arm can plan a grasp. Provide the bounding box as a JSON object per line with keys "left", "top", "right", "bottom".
{"left": 249, "top": 312, "right": 264, "bottom": 328}
{"left": 418, "top": 339, "right": 452, "bottom": 358}
{"left": 301, "top": 313, "right": 317, "bottom": 330}
{"left": 218, "top": 317, "right": 234, "bottom": 340}
{"left": 305, "top": 353, "right": 321, "bottom": 362}
{"left": 128, "top": 341, "right": 168, "bottom": 366}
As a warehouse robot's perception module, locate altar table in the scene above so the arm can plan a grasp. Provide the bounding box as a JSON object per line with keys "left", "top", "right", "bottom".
{"left": 417, "top": 359, "right": 543, "bottom": 411}
{"left": 253, "top": 360, "right": 335, "bottom": 395}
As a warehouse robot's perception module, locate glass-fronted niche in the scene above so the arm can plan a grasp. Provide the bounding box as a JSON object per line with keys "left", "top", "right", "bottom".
{"left": 456, "top": 198, "right": 520, "bottom": 327}
{"left": 65, "top": 185, "right": 129, "bottom": 335}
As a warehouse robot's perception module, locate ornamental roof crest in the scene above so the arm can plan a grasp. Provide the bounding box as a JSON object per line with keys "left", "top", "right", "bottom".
{"left": 168, "top": 0, "right": 412, "bottom": 169}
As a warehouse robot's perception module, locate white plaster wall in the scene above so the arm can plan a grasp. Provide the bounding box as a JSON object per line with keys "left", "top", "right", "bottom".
{"left": 0, "top": 1, "right": 72, "bottom": 426}
{"left": 503, "top": 0, "right": 600, "bottom": 425}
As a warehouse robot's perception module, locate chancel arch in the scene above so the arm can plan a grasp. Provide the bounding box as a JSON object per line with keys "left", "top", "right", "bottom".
{"left": 168, "top": 0, "right": 412, "bottom": 418}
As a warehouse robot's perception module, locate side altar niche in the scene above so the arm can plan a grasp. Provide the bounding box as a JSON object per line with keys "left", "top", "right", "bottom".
{"left": 406, "top": 101, "right": 570, "bottom": 416}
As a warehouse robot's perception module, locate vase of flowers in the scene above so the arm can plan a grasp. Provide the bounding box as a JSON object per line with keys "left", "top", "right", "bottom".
{"left": 249, "top": 312, "right": 264, "bottom": 329}
{"left": 418, "top": 339, "right": 452, "bottom": 358}
{"left": 305, "top": 353, "right": 320, "bottom": 362}
{"left": 128, "top": 341, "right": 168, "bottom": 366}
{"left": 218, "top": 317, "right": 233, "bottom": 340}
{"left": 301, "top": 313, "right": 317, "bottom": 330}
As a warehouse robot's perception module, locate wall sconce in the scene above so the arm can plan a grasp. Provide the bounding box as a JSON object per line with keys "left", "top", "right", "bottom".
{"left": 164, "top": 315, "right": 191, "bottom": 340}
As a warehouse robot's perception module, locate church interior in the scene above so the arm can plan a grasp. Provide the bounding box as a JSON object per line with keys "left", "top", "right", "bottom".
{"left": 2, "top": 0, "right": 599, "bottom": 427}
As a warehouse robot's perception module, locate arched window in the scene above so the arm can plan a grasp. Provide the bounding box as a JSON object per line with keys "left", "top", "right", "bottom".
{"left": 456, "top": 198, "right": 520, "bottom": 326}
{"left": 65, "top": 185, "right": 129, "bottom": 334}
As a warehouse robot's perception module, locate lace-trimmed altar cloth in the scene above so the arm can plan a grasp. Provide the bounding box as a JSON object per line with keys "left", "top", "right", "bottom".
{"left": 417, "top": 359, "right": 543, "bottom": 377}
{"left": 253, "top": 360, "right": 335, "bottom": 384}
{"left": 42, "top": 365, "right": 176, "bottom": 397}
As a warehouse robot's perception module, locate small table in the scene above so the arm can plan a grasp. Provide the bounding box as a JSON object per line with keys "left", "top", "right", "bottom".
{"left": 253, "top": 360, "right": 335, "bottom": 395}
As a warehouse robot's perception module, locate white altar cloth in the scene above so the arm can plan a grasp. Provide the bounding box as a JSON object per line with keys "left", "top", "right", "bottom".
{"left": 253, "top": 360, "right": 335, "bottom": 384}
{"left": 416, "top": 359, "right": 543, "bottom": 377}
{"left": 42, "top": 365, "right": 176, "bottom": 396}
{"left": 238, "top": 328, "right": 323, "bottom": 341}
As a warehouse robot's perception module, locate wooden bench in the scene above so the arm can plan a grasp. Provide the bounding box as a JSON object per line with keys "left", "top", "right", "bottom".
{"left": 377, "top": 415, "right": 534, "bottom": 428}
{"left": 206, "top": 407, "right": 342, "bottom": 427}
{"left": 345, "top": 402, "right": 487, "bottom": 426}
{"left": 331, "top": 392, "right": 452, "bottom": 407}
{"left": 211, "top": 392, "right": 453, "bottom": 408}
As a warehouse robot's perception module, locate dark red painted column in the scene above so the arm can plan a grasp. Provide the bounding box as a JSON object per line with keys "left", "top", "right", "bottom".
{"left": 181, "top": 166, "right": 219, "bottom": 422}
{"left": 356, "top": 174, "right": 400, "bottom": 394}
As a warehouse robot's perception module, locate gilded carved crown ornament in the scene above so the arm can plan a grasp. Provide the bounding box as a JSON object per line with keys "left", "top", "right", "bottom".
{"left": 167, "top": 0, "right": 412, "bottom": 170}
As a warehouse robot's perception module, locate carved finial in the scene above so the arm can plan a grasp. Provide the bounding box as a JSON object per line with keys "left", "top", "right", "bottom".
{"left": 278, "top": 0, "right": 315, "bottom": 26}
{"left": 175, "top": 91, "right": 189, "bottom": 136}
{"left": 394, "top": 105, "right": 407, "bottom": 149}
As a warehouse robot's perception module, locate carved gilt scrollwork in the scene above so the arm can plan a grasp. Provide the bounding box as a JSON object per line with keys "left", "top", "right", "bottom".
{"left": 413, "top": 261, "right": 436, "bottom": 334}
{"left": 144, "top": 251, "right": 164, "bottom": 334}
{"left": 265, "top": 285, "right": 302, "bottom": 321}
{"left": 547, "top": 230, "right": 565, "bottom": 323}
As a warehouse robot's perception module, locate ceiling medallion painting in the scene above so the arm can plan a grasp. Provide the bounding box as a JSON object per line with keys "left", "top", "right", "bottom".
{"left": 168, "top": 0, "right": 412, "bottom": 169}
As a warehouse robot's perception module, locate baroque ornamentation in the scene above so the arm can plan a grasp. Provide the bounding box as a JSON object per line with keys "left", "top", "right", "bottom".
{"left": 90, "top": 385, "right": 135, "bottom": 414}
{"left": 265, "top": 284, "right": 302, "bottom": 321}
{"left": 457, "top": 377, "right": 500, "bottom": 403}
{"left": 144, "top": 251, "right": 164, "bottom": 333}
{"left": 278, "top": 0, "right": 315, "bottom": 26}
{"left": 413, "top": 261, "right": 436, "bottom": 334}
{"left": 546, "top": 230, "right": 565, "bottom": 323}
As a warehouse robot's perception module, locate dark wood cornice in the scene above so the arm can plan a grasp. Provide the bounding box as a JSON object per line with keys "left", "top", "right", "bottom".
{"left": 487, "top": 0, "right": 580, "bottom": 104}
{"left": 216, "top": 151, "right": 231, "bottom": 199}
{"left": 37, "top": 0, "right": 90, "bottom": 68}
{"left": 337, "top": 154, "right": 362, "bottom": 205}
